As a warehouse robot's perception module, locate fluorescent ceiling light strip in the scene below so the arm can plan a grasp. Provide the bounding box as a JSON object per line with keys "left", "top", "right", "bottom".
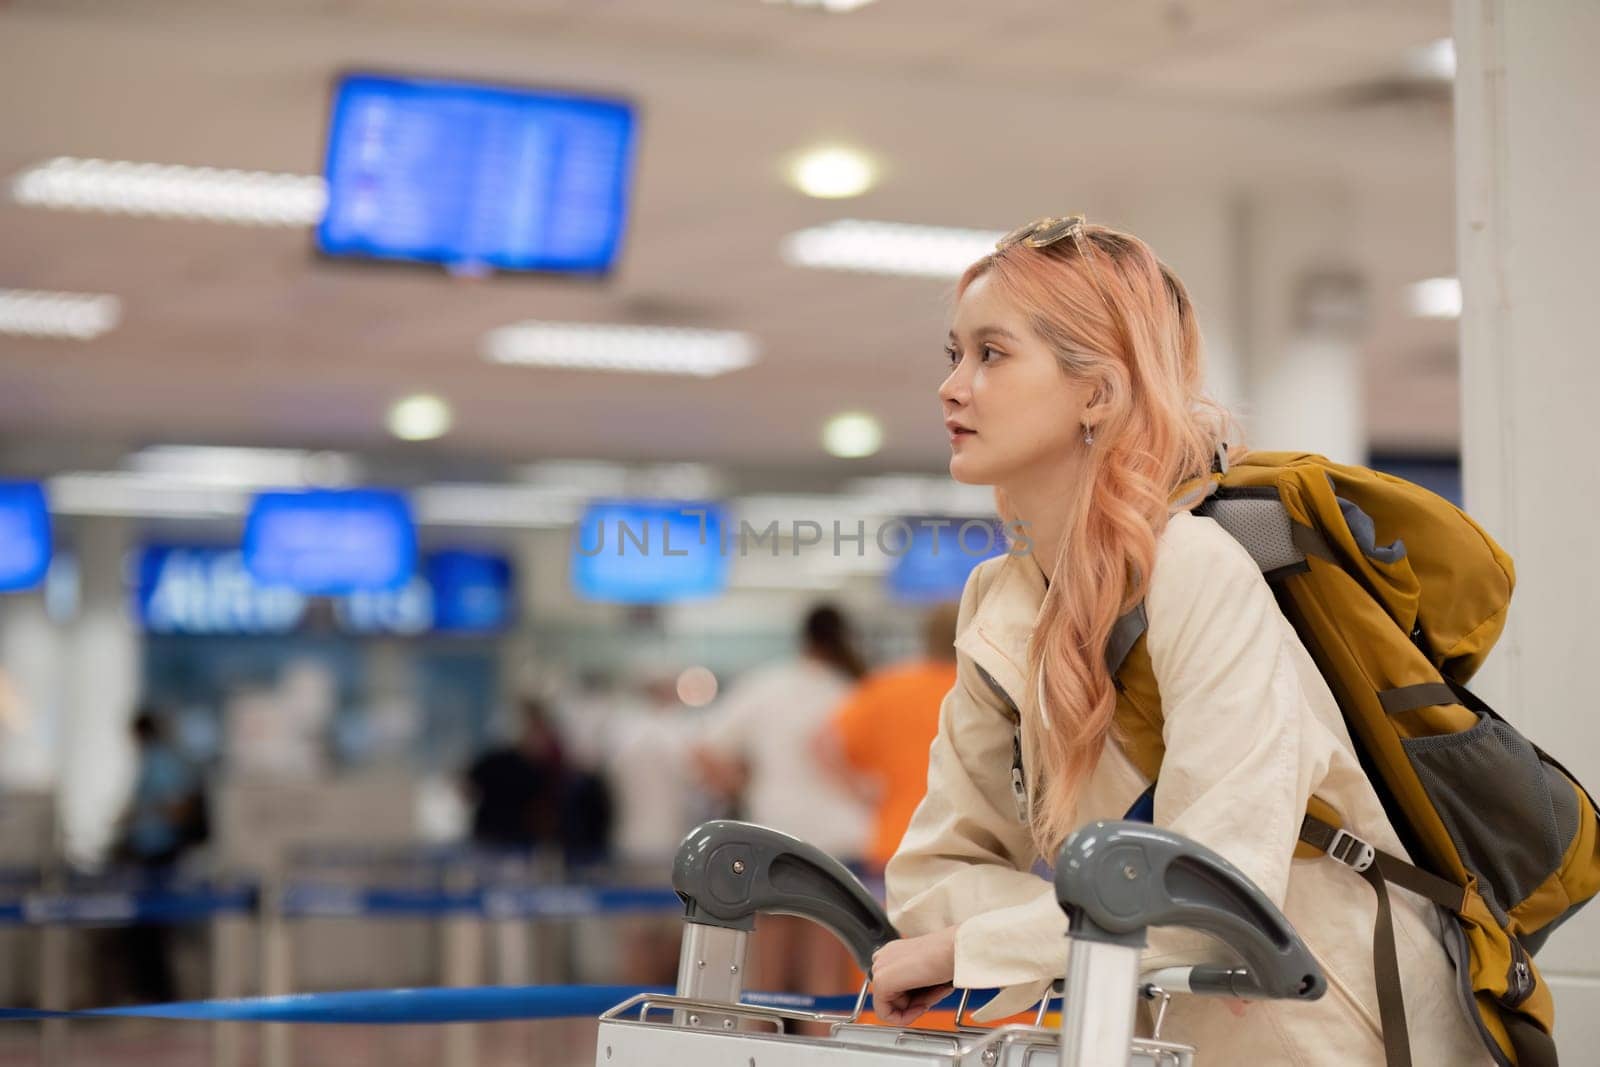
{"left": 11, "top": 157, "right": 326, "bottom": 227}
{"left": 516, "top": 460, "right": 726, "bottom": 500}
{"left": 844, "top": 473, "right": 999, "bottom": 515}
{"left": 517, "top": 460, "right": 632, "bottom": 494}
{"left": 781, "top": 220, "right": 1002, "bottom": 279}
{"left": 732, "top": 494, "right": 878, "bottom": 535}
{"left": 48, "top": 471, "right": 580, "bottom": 528}
{"left": 414, "top": 484, "right": 584, "bottom": 529}
{"left": 47, "top": 469, "right": 973, "bottom": 536}
{"left": 764, "top": 0, "right": 878, "bottom": 11}
{"left": 0, "top": 288, "right": 121, "bottom": 340}
{"left": 483, "top": 322, "right": 759, "bottom": 377}
{"left": 125, "top": 446, "right": 360, "bottom": 488}
{"left": 48, "top": 473, "right": 250, "bottom": 519}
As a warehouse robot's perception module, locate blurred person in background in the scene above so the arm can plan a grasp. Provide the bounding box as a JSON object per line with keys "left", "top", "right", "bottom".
{"left": 605, "top": 657, "right": 711, "bottom": 983}
{"left": 118, "top": 708, "right": 207, "bottom": 872}
{"left": 546, "top": 670, "right": 619, "bottom": 866}
{"left": 464, "top": 698, "right": 566, "bottom": 852}
{"left": 817, "top": 603, "right": 960, "bottom": 874}
{"left": 694, "top": 603, "right": 872, "bottom": 998}
{"left": 113, "top": 707, "right": 207, "bottom": 1003}
{"left": 606, "top": 660, "right": 709, "bottom": 867}
{"left": 465, "top": 699, "right": 575, "bottom": 986}
{"left": 556, "top": 755, "right": 614, "bottom": 869}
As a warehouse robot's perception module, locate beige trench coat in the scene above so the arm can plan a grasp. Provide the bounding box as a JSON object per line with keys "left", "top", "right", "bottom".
{"left": 885, "top": 510, "right": 1490, "bottom": 1065}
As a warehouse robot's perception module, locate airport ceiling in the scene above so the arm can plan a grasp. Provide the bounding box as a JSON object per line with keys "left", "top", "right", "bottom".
{"left": 0, "top": 0, "right": 1458, "bottom": 484}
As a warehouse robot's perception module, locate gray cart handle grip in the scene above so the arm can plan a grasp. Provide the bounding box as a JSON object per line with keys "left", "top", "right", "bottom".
{"left": 671, "top": 820, "right": 896, "bottom": 971}
{"left": 1055, "top": 820, "right": 1326, "bottom": 1001}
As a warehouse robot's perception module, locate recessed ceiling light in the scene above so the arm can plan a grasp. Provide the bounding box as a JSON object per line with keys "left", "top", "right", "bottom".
{"left": 789, "top": 146, "right": 878, "bottom": 199}
{"left": 782, "top": 220, "right": 1000, "bottom": 278}
{"left": 822, "top": 412, "right": 884, "bottom": 459}
{"left": 0, "top": 288, "right": 121, "bottom": 340}
{"left": 483, "top": 321, "right": 758, "bottom": 377}
{"left": 1407, "top": 277, "right": 1462, "bottom": 319}
{"left": 387, "top": 394, "right": 454, "bottom": 442}
{"left": 1405, "top": 38, "right": 1456, "bottom": 82}
{"left": 10, "top": 157, "right": 326, "bottom": 227}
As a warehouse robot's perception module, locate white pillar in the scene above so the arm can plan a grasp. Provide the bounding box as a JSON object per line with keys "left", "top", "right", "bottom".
{"left": 1105, "top": 187, "right": 1366, "bottom": 462}
{"left": 58, "top": 517, "right": 139, "bottom": 866}
{"left": 1454, "top": 0, "right": 1600, "bottom": 1053}
{"left": 0, "top": 590, "right": 64, "bottom": 792}
{"left": 1238, "top": 188, "right": 1367, "bottom": 465}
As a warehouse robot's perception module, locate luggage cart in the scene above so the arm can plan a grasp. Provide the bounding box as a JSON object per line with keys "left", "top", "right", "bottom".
{"left": 596, "top": 819, "right": 1326, "bottom": 1066}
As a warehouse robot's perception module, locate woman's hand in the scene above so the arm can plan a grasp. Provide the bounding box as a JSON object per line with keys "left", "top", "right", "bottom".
{"left": 870, "top": 925, "right": 959, "bottom": 1026}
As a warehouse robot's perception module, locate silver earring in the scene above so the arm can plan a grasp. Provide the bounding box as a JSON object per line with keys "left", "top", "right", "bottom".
{"left": 1083, "top": 425, "right": 1095, "bottom": 446}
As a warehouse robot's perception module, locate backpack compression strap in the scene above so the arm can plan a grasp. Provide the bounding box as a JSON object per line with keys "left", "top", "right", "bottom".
{"left": 1298, "top": 814, "right": 1468, "bottom": 1067}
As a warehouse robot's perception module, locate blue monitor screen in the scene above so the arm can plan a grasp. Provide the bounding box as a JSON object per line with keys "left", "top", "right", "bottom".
{"left": 886, "top": 518, "right": 1007, "bottom": 603}
{"left": 426, "top": 550, "right": 516, "bottom": 632}
{"left": 136, "top": 545, "right": 513, "bottom": 636}
{"left": 243, "top": 490, "right": 416, "bottom": 595}
{"left": 317, "top": 72, "right": 637, "bottom": 275}
{"left": 570, "top": 500, "right": 728, "bottom": 604}
{"left": 0, "top": 482, "right": 52, "bottom": 593}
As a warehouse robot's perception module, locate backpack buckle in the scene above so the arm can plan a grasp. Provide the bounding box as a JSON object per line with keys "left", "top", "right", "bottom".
{"left": 1327, "top": 828, "right": 1376, "bottom": 873}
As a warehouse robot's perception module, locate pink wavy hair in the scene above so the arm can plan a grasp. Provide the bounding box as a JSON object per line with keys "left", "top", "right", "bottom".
{"left": 959, "top": 222, "right": 1240, "bottom": 858}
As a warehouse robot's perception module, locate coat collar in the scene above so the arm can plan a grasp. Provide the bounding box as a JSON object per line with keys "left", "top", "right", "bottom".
{"left": 954, "top": 551, "right": 1048, "bottom": 710}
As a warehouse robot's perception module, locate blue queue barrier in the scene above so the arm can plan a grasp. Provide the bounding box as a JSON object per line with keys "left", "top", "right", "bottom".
{"left": 0, "top": 879, "right": 266, "bottom": 1067}
{"left": 0, "top": 879, "right": 683, "bottom": 925}
{"left": 265, "top": 870, "right": 694, "bottom": 1067}
{"left": 0, "top": 983, "right": 1046, "bottom": 1023}
{"left": 0, "top": 871, "right": 896, "bottom": 1067}
{"left": 0, "top": 882, "right": 257, "bottom": 926}
{"left": 279, "top": 882, "right": 682, "bottom": 920}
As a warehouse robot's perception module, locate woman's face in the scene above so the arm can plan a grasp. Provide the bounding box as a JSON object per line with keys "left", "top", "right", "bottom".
{"left": 940, "top": 271, "right": 1095, "bottom": 490}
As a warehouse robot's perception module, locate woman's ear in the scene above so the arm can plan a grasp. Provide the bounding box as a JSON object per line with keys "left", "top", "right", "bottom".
{"left": 1081, "top": 382, "right": 1113, "bottom": 432}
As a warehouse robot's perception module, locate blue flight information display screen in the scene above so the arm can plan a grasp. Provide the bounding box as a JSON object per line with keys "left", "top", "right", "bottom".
{"left": 243, "top": 489, "right": 417, "bottom": 595}
{"left": 886, "top": 518, "right": 1007, "bottom": 603}
{"left": 0, "top": 482, "right": 52, "bottom": 593}
{"left": 317, "top": 72, "right": 637, "bottom": 275}
{"left": 570, "top": 500, "right": 728, "bottom": 604}
{"left": 424, "top": 550, "right": 516, "bottom": 633}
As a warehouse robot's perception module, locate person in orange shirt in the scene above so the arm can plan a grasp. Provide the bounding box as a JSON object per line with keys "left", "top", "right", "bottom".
{"left": 819, "top": 603, "right": 961, "bottom": 873}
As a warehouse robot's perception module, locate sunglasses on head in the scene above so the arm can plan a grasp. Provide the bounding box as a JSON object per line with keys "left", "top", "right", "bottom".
{"left": 995, "top": 214, "right": 1090, "bottom": 252}
{"left": 995, "top": 215, "right": 1118, "bottom": 316}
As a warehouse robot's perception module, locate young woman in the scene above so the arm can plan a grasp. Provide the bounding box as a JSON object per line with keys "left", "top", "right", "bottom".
{"left": 870, "top": 217, "right": 1488, "bottom": 1064}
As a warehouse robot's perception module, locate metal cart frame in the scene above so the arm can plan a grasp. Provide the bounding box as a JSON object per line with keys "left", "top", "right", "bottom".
{"left": 596, "top": 819, "right": 1326, "bottom": 1067}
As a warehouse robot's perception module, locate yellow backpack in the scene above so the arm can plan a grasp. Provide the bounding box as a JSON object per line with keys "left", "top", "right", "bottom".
{"left": 1111, "top": 450, "right": 1600, "bottom": 1067}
